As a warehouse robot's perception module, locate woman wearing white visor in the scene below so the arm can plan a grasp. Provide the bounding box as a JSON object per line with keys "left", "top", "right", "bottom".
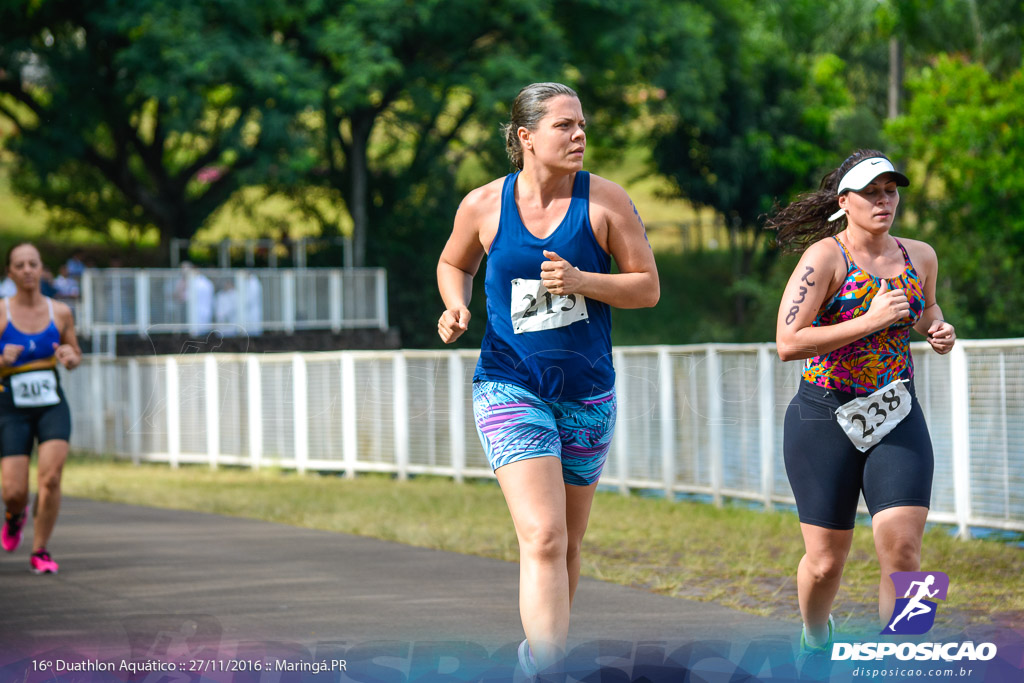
{"left": 767, "top": 150, "right": 955, "bottom": 655}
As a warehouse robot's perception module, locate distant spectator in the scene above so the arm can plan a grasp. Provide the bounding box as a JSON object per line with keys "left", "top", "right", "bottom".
{"left": 214, "top": 278, "right": 239, "bottom": 337}
{"left": 53, "top": 265, "right": 80, "bottom": 299}
{"left": 39, "top": 267, "right": 57, "bottom": 298}
{"left": 174, "top": 262, "right": 214, "bottom": 336}
{"left": 242, "top": 271, "right": 263, "bottom": 337}
{"left": 65, "top": 250, "right": 86, "bottom": 279}
{"left": 280, "top": 229, "right": 295, "bottom": 266}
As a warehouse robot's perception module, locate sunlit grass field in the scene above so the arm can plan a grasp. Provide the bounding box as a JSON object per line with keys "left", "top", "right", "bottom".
{"left": 0, "top": 144, "right": 721, "bottom": 256}
{"left": 59, "top": 457, "right": 1024, "bottom": 631}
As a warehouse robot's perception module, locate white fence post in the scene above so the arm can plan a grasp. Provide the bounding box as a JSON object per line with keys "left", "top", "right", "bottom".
{"left": 997, "top": 353, "right": 1010, "bottom": 523}
{"left": 80, "top": 270, "right": 94, "bottom": 337}
{"left": 706, "top": 346, "right": 723, "bottom": 507}
{"left": 135, "top": 272, "right": 150, "bottom": 337}
{"left": 90, "top": 357, "right": 103, "bottom": 453}
{"left": 292, "top": 354, "right": 308, "bottom": 473}
{"left": 247, "top": 356, "right": 263, "bottom": 470}
{"left": 234, "top": 271, "right": 247, "bottom": 330}
{"left": 758, "top": 345, "right": 775, "bottom": 510}
{"left": 448, "top": 353, "right": 466, "bottom": 483}
{"left": 185, "top": 272, "right": 198, "bottom": 337}
{"left": 329, "top": 271, "right": 342, "bottom": 332}
{"left": 283, "top": 271, "right": 296, "bottom": 334}
{"left": 166, "top": 357, "right": 180, "bottom": 468}
{"left": 205, "top": 355, "right": 219, "bottom": 469}
{"left": 376, "top": 269, "right": 388, "bottom": 331}
{"left": 341, "top": 354, "right": 358, "bottom": 478}
{"left": 950, "top": 344, "right": 972, "bottom": 539}
{"left": 393, "top": 353, "right": 409, "bottom": 480}
{"left": 614, "top": 348, "right": 629, "bottom": 494}
{"left": 128, "top": 358, "right": 142, "bottom": 464}
{"left": 658, "top": 347, "right": 675, "bottom": 499}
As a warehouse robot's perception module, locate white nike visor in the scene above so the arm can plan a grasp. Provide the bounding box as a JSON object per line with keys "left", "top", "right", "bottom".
{"left": 836, "top": 157, "right": 909, "bottom": 194}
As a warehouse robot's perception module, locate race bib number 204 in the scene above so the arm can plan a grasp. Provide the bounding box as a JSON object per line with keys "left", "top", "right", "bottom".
{"left": 510, "top": 278, "right": 589, "bottom": 334}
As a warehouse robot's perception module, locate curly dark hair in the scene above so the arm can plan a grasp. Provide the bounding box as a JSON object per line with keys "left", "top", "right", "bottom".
{"left": 765, "top": 149, "right": 897, "bottom": 252}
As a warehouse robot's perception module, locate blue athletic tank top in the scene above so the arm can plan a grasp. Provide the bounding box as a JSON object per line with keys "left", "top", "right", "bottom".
{"left": 474, "top": 171, "right": 614, "bottom": 401}
{"left": 0, "top": 297, "right": 61, "bottom": 368}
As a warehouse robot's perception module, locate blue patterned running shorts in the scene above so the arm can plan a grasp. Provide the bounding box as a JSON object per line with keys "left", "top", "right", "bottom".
{"left": 472, "top": 380, "right": 616, "bottom": 486}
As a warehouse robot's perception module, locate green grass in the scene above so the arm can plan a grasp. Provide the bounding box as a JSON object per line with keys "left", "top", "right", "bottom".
{"left": 589, "top": 145, "right": 726, "bottom": 253}
{"left": 0, "top": 163, "right": 49, "bottom": 236}
{"left": 59, "top": 456, "right": 1024, "bottom": 631}
{"left": 0, "top": 142, "right": 716, "bottom": 253}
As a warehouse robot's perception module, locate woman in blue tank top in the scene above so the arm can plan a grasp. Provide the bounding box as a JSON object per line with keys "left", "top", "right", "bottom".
{"left": 437, "top": 83, "right": 659, "bottom": 676}
{"left": 0, "top": 242, "right": 82, "bottom": 575}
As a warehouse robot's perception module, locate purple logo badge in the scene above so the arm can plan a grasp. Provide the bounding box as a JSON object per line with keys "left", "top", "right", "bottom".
{"left": 882, "top": 571, "right": 949, "bottom": 635}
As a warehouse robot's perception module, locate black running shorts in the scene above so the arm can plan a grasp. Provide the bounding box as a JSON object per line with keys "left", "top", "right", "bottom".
{"left": 783, "top": 379, "right": 934, "bottom": 530}
{"left": 0, "top": 378, "right": 72, "bottom": 458}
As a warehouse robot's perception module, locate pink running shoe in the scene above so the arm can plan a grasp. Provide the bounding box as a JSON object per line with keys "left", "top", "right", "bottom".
{"left": 1, "top": 512, "right": 25, "bottom": 552}
{"left": 30, "top": 549, "right": 59, "bottom": 574}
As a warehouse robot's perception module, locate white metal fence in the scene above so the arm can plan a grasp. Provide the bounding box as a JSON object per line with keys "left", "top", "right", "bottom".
{"left": 65, "top": 340, "right": 1024, "bottom": 537}
{"left": 77, "top": 267, "right": 388, "bottom": 338}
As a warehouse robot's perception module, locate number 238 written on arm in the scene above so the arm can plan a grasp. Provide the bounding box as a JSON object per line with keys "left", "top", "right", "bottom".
{"left": 785, "top": 266, "right": 816, "bottom": 325}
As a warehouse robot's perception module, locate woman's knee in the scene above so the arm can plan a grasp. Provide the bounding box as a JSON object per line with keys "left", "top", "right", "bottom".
{"left": 565, "top": 536, "right": 583, "bottom": 563}
{"left": 519, "top": 523, "right": 568, "bottom": 562}
{"left": 2, "top": 485, "right": 28, "bottom": 509}
{"left": 878, "top": 534, "right": 921, "bottom": 570}
{"left": 37, "top": 467, "right": 64, "bottom": 496}
{"left": 804, "top": 550, "right": 846, "bottom": 583}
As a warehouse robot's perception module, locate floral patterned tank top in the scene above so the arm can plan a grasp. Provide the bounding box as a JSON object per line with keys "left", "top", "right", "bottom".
{"left": 802, "top": 236, "right": 925, "bottom": 395}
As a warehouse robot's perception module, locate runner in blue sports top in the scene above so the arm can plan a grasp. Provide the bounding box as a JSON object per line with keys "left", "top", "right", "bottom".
{"left": 0, "top": 242, "right": 82, "bottom": 574}
{"left": 437, "top": 82, "right": 659, "bottom": 676}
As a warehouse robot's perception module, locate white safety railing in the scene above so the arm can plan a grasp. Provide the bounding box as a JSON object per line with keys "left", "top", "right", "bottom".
{"left": 65, "top": 340, "right": 1024, "bottom": 537}
{"left": 77, "top": 267, "right": 388, "bottom": 338}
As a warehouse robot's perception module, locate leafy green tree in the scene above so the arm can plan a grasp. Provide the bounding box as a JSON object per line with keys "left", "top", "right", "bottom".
{"left": 649, "top": 0, "right": 849, "bottom": 329}
{"left": 2, "top": 0, "right": 724, "bottom": 346}
{"left": 277, "top": 0, "right": 718, "bottom": 344}
{"left": 0, "top": 0, "right": 316, "bottom": 253}
{"left": 887, "top": 56, "right": 1024, "bottom": 337}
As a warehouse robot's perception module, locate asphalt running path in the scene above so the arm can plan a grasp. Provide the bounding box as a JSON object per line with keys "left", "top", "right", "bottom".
{"left": 0, "top": 500, "right": 796, "bottom": 662}
{"left": 3, "top": 499, "right": 1017, "bottom": 682}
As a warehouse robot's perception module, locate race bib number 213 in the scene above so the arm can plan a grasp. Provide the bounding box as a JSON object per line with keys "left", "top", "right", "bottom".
{"left": 510, "top": 278, "right": 589, "bottom": 334}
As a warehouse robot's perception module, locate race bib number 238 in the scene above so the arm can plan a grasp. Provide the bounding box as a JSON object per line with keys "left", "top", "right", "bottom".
{"left": 834, "top": 379, "right": 912, "bottom": 452}
{"left": 510, "top": 278, "right": 589, "bottom": 334}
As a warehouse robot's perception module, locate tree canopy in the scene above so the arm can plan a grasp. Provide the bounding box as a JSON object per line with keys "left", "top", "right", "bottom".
{"left": 2, "top": 0, "right": 1023, "bottom": 344}
{"left": 0, "top": 1, "right": 317, "bottom": 250}
{"left": 888, "top": 56, "right": 1024, "bottom": 338}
